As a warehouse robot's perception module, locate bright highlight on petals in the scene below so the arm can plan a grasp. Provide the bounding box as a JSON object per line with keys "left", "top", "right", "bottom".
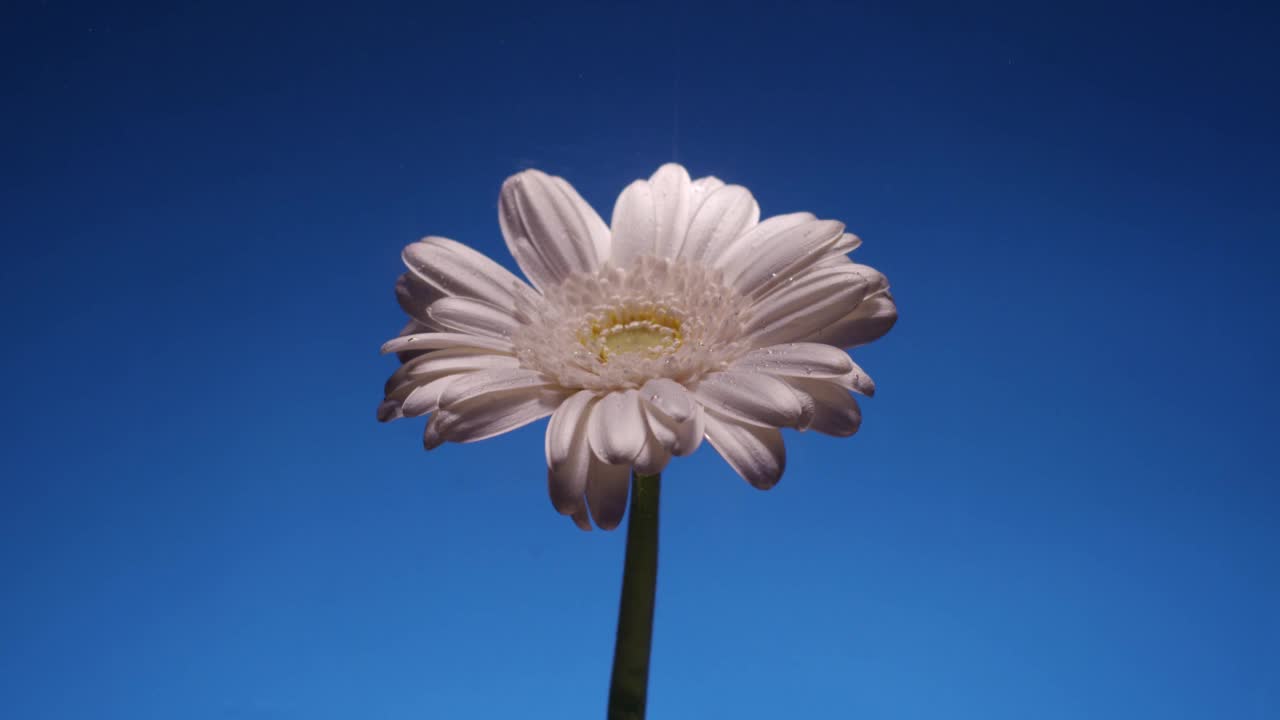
{"left": 378, "top": 163, "right": 897, "bottom": 530}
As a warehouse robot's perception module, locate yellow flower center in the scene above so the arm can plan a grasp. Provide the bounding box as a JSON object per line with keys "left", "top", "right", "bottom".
{"left": 585, "top": 308, "right": 682, "bottom": 362}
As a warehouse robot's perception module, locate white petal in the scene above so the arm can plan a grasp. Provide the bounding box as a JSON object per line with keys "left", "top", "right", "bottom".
{"left": 724, "top": 218, "right": 845, "bottom": 297}
{"left": 546, "top": 390, "right": 597, "bottom": 515}
{"left": 401, "top": 374, "right": 462, "bottom": 417}
{"left": 498, "top": 169, "right": 601, "bottom": 290}
{"left": 437, "top": 367, "right": 553, "bottom": 409}
{"left": 693, "top": 371, "right": 804, "bottom": 428}
{"left": 784, "top": 378, "right": 863, "bottom": 437}
{"left": 703, "top": 411, "right": 786, "bottom": 490}
{"left": 586, "top": 455, "right": 631, "bottom": 530}
{"left": 376, "top": 399, "right": 402, "bottom": 423}
{"left": 838, "top": 360, "right": 877, "bottom": 397}
{"left": 395, "top": 272, "right": 443, "bottom": 328}
{"left": 674, "top": 174, "right": 726, "bottom": 257}
{"left": 423, "top": 385, "right": 564, "bottom": 449}
{"left": 791, "top": 382, "right": 817, "bottom": 430}
{"left": 550, "top": 175, "right": 612, "bottom": 265}
{"left": 427, "top": 297, "right": 521, "bottom": 340}
{"left": 639, "top": 378, "right": 696, "bottom": 423}
{"left": 675, "top": 406, "right": 706, "bottom": 456}
{"left": 569, "top": 503, "right": 593, "bottom": 531}
{"left": 826, "top": 232, "right": 862, "bottom": 257}
{"left": 402, "top": 237, "right": 538, "bottom": 312}
{"left": 715, "top": 212, "right": 811, "bottom": 270}
{"left": 545, "top": 390, "right": 596, "bottom": 470}
{"left": 609, "top": 180, "right": 657, "bottom": 267}
{"left": 390, "top": 320, "right": 433, "bottom": 363}
{"left": 805, "top": 290, "right": 898, "bottom": 349}
{"left": 731, "top": 343, "right": 855, "bottom": 378}
{"left": 643, "top": 401, "right": 705, "bottom": 457}
{"left": 587, "top": 389, "right": 647, "bottom": 464}
{"left": 743, "top": 264, "right": 883, "bottom": 347}
{"left": 689, "top": 176, "right": 726, "bottom": 208}
{"left": 814, "top": 251, "right": 854, "bottom": 270}
{"left": 678, "top": 184, "right": 759, "bottom": 264}
{"left": 648, "top": 163, "right": 694, "bottom": 259}
{"left": 650, "top": 404, "right": 680, "bottom": 448}
{"left": 633, "top": 421, "right": 672, "bottom": 475}
{"left": 384, "top": 350, "right": 519, "bottom": 401}
{"left": 381, "top": 332, "right": 513, "bottom": 355}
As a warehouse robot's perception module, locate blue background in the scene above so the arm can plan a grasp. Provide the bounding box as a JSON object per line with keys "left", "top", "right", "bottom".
{"left": 3, "top": 1, "right": 1277, "bottom": 718}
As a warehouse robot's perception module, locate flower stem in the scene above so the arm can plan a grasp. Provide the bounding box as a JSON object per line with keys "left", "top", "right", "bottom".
{"left": 607, "top": 472, "right": 661, "bottom": 720}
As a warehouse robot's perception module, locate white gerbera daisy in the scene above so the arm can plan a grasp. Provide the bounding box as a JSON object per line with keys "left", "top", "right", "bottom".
{"left": 378, "top": 164, "right": 897, "bottom": 530}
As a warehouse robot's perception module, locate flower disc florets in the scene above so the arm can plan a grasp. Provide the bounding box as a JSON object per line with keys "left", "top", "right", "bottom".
{"left": 512, "top": 255, "right": 751, "bottom": 391}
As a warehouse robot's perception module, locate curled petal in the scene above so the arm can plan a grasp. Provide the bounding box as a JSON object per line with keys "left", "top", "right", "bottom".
{"left": 633, "top": 421, "right": 672, "bottom": 476}
{"left": 744, "top": 264, "right": 886, "bottom": 347}
{"left": 644, "top": 401, "right": 705, "bottom": 457}
{"left": 838, "top": 360, "right": 877, "bottom": 397}
{"left": 587, "top": 389, "right": 647, "bottom": 465}
{"left": 805, "top": 290, "right": 898, "bottom": 349}
{"left": 784, "top": 378, "right": 863, "bottom": 437}
{"left": 395, "top": 273, "right": 443, "bottom": 329}
{"left": 545, "top": 391, "right": 598, "bottom": 515}
{"left": 376, "top": 399, "right": 403, "bottom": 423}
{"left": 703, "top": 410, "right": 786, "bottom": 490}
{"left": 639, "top": 378, "right": 696, "bottom": 423}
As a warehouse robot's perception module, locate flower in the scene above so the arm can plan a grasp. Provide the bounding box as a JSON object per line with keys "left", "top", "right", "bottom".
{"left": 378, "top": 164, "right": 897, "bottom": 530}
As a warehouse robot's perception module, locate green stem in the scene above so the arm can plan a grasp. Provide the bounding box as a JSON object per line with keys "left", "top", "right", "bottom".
{"left": 607, "top": 472, "right": 661, "bottom": 720}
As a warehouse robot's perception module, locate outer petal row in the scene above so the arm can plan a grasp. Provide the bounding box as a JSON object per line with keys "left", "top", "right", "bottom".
{"left": 498, "top": 169, "right": 608, "bottom": 291}
{"left": 402, "top": 236, "right": 538, "bottom": 314}
{"left": 606, "top": 164, "right": 761, "bottom": 268}
{"left": 744, "top": 263, "right": 891, "bottom": 347}
{"left": 423, "top": 367, "right": 564, "bottom": 448}
{"left": 546, "top": 390, "right": 596, "bottom": 517}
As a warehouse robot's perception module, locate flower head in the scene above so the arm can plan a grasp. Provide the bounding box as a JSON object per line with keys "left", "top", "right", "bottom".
{"left": 379, "top": 164, "right": 897, "bottom": 530}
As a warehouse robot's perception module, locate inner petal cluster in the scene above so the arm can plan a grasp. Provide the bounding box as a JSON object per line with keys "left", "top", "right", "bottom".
{"left": 512, "top": 255, "right": 751, "bottom": 391}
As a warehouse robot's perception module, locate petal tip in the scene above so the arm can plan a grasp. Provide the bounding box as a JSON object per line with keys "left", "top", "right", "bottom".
{"left": 422, "top": 419, "right": 446, "bottom": 450}
{"left": 376, "top": 400, "right": 401, "bottom": 423}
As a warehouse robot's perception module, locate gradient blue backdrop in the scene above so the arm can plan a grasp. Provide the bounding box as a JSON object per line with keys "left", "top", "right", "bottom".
{"left": 3, "top": 1, "right": 1277, "bottom": 718}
